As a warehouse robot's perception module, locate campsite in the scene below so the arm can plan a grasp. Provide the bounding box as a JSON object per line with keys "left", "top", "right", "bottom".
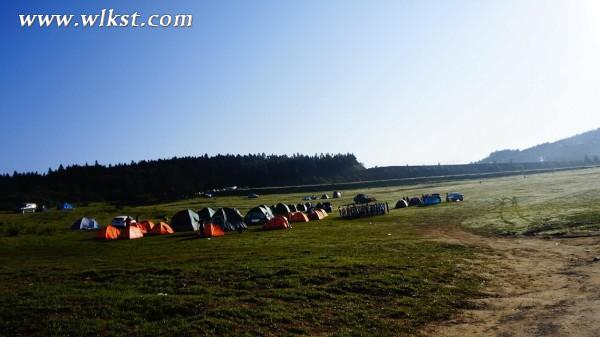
{"left": 2, "top": 167, "right": 600, "bottom": 336}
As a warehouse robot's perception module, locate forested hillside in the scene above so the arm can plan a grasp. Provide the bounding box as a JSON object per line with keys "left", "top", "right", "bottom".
{"left": 480, "top": 128, "right": 600, "bottom": 163}
{"left": 0, "top": 154, "right": 363, "bottom": 209}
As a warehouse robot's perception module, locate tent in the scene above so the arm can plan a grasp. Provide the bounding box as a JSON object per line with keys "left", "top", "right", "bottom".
{"left": 212, "top": 208, "right": 247, "bottom": 231}
{"left": 151, "top": 222, "right": 175, "bottom": 235}
{"left": 263, "top": 216, "right": 291, "bottom": 230}
{"left": 288, "top": 204, "right": 298, "bottom": 212}
{"left": 119, "top": 225, "right": 144, "bottom": 240}
{"left": 59, "top": 202, "right": 74, "bottom": 210}
{"left": 309, "top": 209, "right": 328, "bottom": 220}
{"left": 321, "top": 194, "right": 329, "bottom": 199}
{"left": 171, "top": 209, "right": 201, "bottom": 232}
{"left": 408, "top": 197, "right": 423, "bottom": 206}
{"left": 247, "top": 193, "right": 260, "bottom": 199}
{"left": 354, "top": 193, "right": 376, "bottom": 204}
{"left": 197, "top": 207, "right": 216, "bottom": 223}
{"left": 201, "top": 223, "right": 225, "bottom": 237}
{"left": 273, "top": 203, "right": 290, "bottom": 216}
{"left": 395, "top": 200, "right": 409, "bottom": 209}
{"left": 96, "top": 225, "right": 120, "bottom": 240}
{"left": 289, "top": 211, "right": 309, "bottom": 223}
{"left": 296, "top": 203, "right": 307, "bottom": 212}
{"left": 134, "top": 223, "right": 148, "bottom": 234}
{"left": 137, "top": 220, "right": 155, "bottom": 233}
{"left": 71, "top": 217, "right": 99, "bottom": 230}
{"left": 244, "top": 206, "right": 274, "bottom": 226}
{"left": 333, "top": 191, "right": 342, "bottom": 198}
{"left": 317, "top": 202, "right": 333, "bottom": 213}
{"left": 422, "top": 194, "right": 442, "bottom": 206}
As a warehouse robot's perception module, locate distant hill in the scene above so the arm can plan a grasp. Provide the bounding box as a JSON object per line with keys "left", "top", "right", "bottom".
{"left": 480, "top": 128, "right": 600, "bottom": 164}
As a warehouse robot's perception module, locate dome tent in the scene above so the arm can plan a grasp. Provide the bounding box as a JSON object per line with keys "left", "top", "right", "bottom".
{"left": 151, "top": 222, "right": 175, "bottom": 235}
{"left": 197, "top": 207, "right": 216, "bottom": 223}
{"left": 244, "top": 206, "right": 274, "bottom": 226}
{"left": 263, "top": 216, "right": 291, "bottom": 230}
{"left": 289, "top": 212, "right": 309, "bottom": 223}
{"left": 96, "top": 225, "right": 120, "bottom": 240}
{"left": 395, "top": 200, "right": 408, "bottom": 209}
{"left": 212, "top": 208, "right": 247, "bottom": 232}
{"left": 171, "top": 209, "right": 201, "bottom": 232}
{"left": 71, "top": 217, "right": 99, "bottom": 230}
{"left": 119, "top": 225, "right": 144, "bottom": 240}
{"left": 273, "top": 203, "right": 291, "bottom": 216}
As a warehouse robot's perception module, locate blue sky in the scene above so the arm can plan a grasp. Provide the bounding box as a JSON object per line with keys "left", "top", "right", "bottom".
{"left": 2, "top": 0, "right": 600, "bottom": 173}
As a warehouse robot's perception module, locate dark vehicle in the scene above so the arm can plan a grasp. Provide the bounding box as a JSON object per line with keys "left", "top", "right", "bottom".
{"left": 446, "top": 192, "right": 464, "bottom": 202}
{"left": 353, "top": 193, "right": 376, "bottom": 204}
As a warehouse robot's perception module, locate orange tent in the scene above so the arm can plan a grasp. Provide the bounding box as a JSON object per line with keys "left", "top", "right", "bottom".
{"left": 202, "top": 223, "right": 224, "bottom": 237}
{"left": 289, "top": 211, "right": 309, "bottom": 223}
{"left": 309, "top": 209, "right": 328, "bottom": 221}
{"left": 138, "top": 220, "right": 155, "bottom": 233}
{"left": 118, "top": 225, "right": 144, "bottom": 240}
{"left": 96, "top": 225, "right": 121, "bottom": 240}
{"left": 150, "top": 222, "right": 175, "bottom": 235}
{"left": 263, "top": 216, "right": 291, "bottom": 230}
{"left": 134, "top": 223, "right": 148, "bottom": 234}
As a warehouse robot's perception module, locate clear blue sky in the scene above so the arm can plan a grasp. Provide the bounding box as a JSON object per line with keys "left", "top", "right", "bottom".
{"left": 3, "top": 0, "right": 600, "bottom": 173}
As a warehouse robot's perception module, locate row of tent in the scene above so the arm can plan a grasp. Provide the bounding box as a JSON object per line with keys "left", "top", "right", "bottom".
{"left": 172, "top": 204, "right": 331, "bottom": 233}
{"left": 394, "top": 194, "right": 444, "bottom": 208}
{"left": 95, "top": 220, "right": 175, "bottom": 240}
{"left": 73, "top": 202, "right": 333, "bottom": 241}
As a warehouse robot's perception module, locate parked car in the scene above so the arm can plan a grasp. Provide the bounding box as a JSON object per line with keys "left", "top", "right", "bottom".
{"left": 111, "top": 216, "right": 136, "bottom": 228}
{"left": 18, "top": 203, "right": 37, "bottom": 214}
{"left": 248, "top": 193, "right": 260, "bottom": 199}
{"left": 199, "top": 192, "right": 213, "bottom": 198}
{"left": 446, "top": 192, "right": 464, "bottom": 202}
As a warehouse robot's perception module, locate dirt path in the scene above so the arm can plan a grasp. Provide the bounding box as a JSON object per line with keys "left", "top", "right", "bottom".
{"left": 423, "top": 226, "right": 600, "bottom": 337}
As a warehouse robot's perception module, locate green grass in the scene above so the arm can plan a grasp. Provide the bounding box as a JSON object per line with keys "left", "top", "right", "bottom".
{"left": 2, "top": 167, "right": 600, "bottom": 336}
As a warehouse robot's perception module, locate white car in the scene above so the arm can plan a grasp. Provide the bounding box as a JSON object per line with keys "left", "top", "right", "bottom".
{"left": 111, "top": 216, "right": 136, "bottom": 228}
{"left": 19, "top": 203, "right": 37, "bottom": 214}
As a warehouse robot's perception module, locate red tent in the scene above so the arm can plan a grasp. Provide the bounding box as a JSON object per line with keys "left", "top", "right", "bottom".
{"left": 118, "top": 225, "right": 144, "bottom": 240}
{"left": 96, "top": 225, "right": 121, "bottom": 240}
{"left": 137, "top": 220, "right": 155, "bottom": 233}
{"left": 289, "top": 212, "right": 309, "bottom": 223}
{"left": 309, "top": 209, "right": 328, "bottom": 221}
{"left": 150, "top": 222, "right": 175, "bottom": 235}
{"left": 202, "top": 223, "right": 224, "bottom": 237}
{"left": 263, "top": 216, "right": 291, "bottom": 230}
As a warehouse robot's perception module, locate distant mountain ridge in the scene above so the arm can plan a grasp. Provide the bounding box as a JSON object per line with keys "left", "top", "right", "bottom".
{"left": 480, "top": 128, "right": 600, "bottom": 163}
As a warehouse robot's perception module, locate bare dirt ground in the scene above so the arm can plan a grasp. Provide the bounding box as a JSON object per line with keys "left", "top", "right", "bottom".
{"left": 423, "top": 225, "right": 600, "bottom": 337}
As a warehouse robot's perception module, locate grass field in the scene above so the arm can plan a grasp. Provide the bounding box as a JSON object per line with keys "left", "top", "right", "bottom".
{"left": 2, "top": 167, "right": 600, "bottom": 336}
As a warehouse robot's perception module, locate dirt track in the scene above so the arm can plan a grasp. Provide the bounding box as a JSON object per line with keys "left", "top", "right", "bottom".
{"left": 424, "top": 226, "right": 600, "bottom": 337}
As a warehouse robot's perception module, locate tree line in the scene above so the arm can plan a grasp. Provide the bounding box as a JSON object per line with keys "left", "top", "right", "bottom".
{"left": 0, "top": 153, "right": 363, "bottom": 210}
{"left": 0, "top": 153, "right": 594, "bottom": 210}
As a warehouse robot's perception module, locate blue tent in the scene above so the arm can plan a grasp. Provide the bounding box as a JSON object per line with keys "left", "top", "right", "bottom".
{"left": 422, "top": 195, "right": 442, "bottom": 206}
{"left": 59, "top": 202, "right": 74, "bottom": 210}
{"left": 71, "top": 217, "right": 99, "bottom": 230}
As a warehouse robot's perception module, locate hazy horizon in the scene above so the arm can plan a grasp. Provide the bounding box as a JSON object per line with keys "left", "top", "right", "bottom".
{"left": 3, "top": 1, "right": 600, "bottom": 173}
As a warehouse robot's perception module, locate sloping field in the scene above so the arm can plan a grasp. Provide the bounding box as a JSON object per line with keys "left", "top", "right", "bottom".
{"left": 2, "top": 167, "right": 600, "bottom": 336}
